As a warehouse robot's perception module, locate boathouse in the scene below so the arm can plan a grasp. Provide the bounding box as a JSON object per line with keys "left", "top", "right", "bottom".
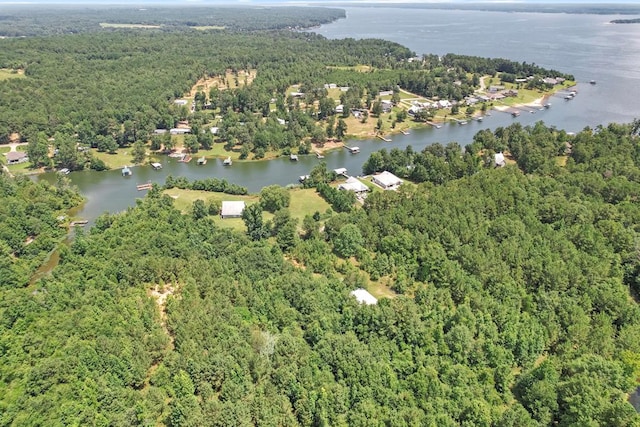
{"left": 372, "top": 171, "right": 403, "bottom": 190}
{"left": 221, "top": 201, "right": 245, "bottom": 219}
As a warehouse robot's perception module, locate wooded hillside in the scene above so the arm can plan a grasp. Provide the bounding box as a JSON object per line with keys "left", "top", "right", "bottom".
{"left": 2, "top": 121, "right": 640, "bottom": 425}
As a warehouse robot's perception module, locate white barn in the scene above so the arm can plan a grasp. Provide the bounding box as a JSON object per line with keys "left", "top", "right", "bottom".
{"left": 220, "top": 201, "right": 246, "bottom": 219}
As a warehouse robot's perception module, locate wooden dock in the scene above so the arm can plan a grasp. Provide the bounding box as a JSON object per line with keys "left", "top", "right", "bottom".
{"left": 137, "top": 182, "right": 153, "bottom": 191}
{"left": 345, "top": 146, "right": 360, "bottom": 154}
{"left": 70, "top": 220, "right": 89, "bottom": 227}
{"left": 400, "top": 130, "right": 410, "bottom": 135}
{"left": 377, "top": 135, "right": 391, "bottom": 142}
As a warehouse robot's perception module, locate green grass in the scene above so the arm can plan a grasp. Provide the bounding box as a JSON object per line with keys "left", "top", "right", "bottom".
{"left": 0, "top": 146, "right": 11, "bottom": 154}
{"left": 92, "top": 148, "right": 162, "bottom": 169}
{"left": 163, "top": 187, "right": 331, "bottom": 232}
{"left": 287, "top": 188, "right": 331, "bottom": 222}
{"left": 6, "top": 161, "right": 33, "bottom": 174}
{"left": 99, "top": 23, "right": 161, "bottom": 29}
{"left": 0, "top": 69, "right": 25, "bottom": 81}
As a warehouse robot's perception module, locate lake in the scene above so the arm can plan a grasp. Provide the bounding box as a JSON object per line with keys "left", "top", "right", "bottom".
{"left": 42, "top": 7, "right": 640, "bottom": 221}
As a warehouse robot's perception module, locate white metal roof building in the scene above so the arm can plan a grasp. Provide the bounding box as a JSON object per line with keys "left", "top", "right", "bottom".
{"left": 220, "top": 201, "right": 246, "bottom": 218}
{"left": 372, "top": 171, "right": 403, "bottom": 190}
{"left": 338, "top": 177, "right": 369, "bottom": 194}
{"left": 350, "top": 288, "right": 378, "bottom": 305}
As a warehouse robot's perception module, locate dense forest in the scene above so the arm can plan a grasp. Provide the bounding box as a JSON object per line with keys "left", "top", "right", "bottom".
{"left": 0, "top": 6, "right": 346, "bottom": 37}
{"left": 2, "top": 120, "right": 640, "bottom": 425}
{"left": 2, "top": 6, "right": 639, "bottom": 426}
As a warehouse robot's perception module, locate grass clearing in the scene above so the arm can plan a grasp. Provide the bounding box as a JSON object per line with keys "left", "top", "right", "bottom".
{"left": 0, "top": 146, "right": 11, "bottom": 154}
{"left": 92, "top": 148, "right": 162, "bottom": 169}
{"left": 163, "top": 187, "right": 331, "bottom": 232}
{"left": 0, "top": 69, "right": 25, "bottom": 81}
{"left": 191, "top": 26, "right": 225, "bottom": 31}
{"left": 287, "top": 188, "right": 331, "bottom": 222}
{"left": 99, "top": 23, "right": 161, "bottom": 29}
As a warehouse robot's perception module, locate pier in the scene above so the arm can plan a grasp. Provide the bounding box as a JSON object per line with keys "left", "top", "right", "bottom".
{"left": 345, "top": 146, "right": 360, "bottom": 154}
{"left": 69, "top": 220, "right": 89, "bottom": 227}
{"left": 377, "top": 135, "right": 391, "bottom": 142}
{"left": 137, "top": 182, "right": 153, "bottom": 191}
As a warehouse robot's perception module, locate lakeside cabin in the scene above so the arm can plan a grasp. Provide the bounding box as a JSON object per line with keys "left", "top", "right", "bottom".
{"left": 220, "top": 201, "right": 246, "bottom": 219}
{"left": 338, "top": 177, "right": 369, "bottom": 196}
{"left": 372, "top": 171, "right": 403, "bottom": 190}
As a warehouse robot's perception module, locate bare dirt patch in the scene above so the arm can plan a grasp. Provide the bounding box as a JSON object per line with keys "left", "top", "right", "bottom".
{"left": 188, "top": 69, "right": 257, "bottom": 96}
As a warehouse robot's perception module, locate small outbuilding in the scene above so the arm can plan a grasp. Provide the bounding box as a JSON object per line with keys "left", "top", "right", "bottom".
{"left": 350, "top": 288, "right": 378, "bottom": 305}
{"left": 221, "top": 201, "right": 246, "bottom": 219}
{"left": 5, "top": 152, "right": 28, "bottom": 165}
{"left": 372, "top": 171, "right": 403, "bottom": 190}
{"left": 494, "top": 152, "right": 506, "bottom": 168}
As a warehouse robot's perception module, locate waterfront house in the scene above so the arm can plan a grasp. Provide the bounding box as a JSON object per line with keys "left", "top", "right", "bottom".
{"left": 5, "top": 152, "right": 28, "bottom": 165}
{"left": 338, "top": 177, "right": 369, "bottom": 195}
{"left": 221, "top": 201, "right": 245, "bottom": 219}
{"left": 372, "top": 171, "right": 403, "bottom": 190}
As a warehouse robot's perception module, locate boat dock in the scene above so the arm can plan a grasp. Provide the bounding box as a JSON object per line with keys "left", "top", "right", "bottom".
{"left": 377, "top": 135, "right": 391, "bottom": 142}
{"left": 197, "top": 156, "right": 207, "bottom": 165}
{"left": 151, "top": 162, "right": 162, "bottom": 170}
{"left": 315, "top": 152, "right": 324, "bottom": 159}
{"left": 400, "top": 130, "right": 410, "bottom": 135}
{"left": 290, "top": 154, "right": 299, "bottom": 161}
{"left": 137, "top": 182, "right": 153, "bottom": 191}
{"left": 69, "top": 220, "right": 89, "bottom": 227}
{"left": 426, "top": 121, "right": 441, "bottom": 129}
{"left": 178, "top": 154, "right": 192, "bottom": 163}
{"left": 122, "top": 166, "right": 132, "bottom": 176}
{"left": 223, "top": 156, "right": 232, "bottom": 166}
{"left": 345, "top": 146, "right": 360, "bottom": 154}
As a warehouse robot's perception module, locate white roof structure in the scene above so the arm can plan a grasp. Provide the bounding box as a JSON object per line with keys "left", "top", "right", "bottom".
{"left": 210, "top": 127, "right": 219, "bottom": 134}
{"left": 333, "top": 167, "right": 348, "bottom": 176}
{"left": 174, "top": 99, "right": 188, "bottom": 105}
{"left": 494, "top": 152, "right": 506, "bottom": 167}
{"left": 338, "top": 177, "right": 369, "bottom": 193}
{"left": 221, "top": 201, "right": 246, "bottom": 218}
{"left": 372, "top": 171, "right": 403, "bottom": 190}
{"left": 350, "top": 288, "right": 378, "bottom": 305}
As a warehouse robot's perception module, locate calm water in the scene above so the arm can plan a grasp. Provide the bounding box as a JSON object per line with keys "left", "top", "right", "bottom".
{"left": 41, "top": 7, "right": 640, "bottom": 221}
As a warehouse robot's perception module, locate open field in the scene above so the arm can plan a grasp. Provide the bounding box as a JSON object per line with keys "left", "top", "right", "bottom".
{"left": 99, "top": 23, "right": 161, "bottom": 29}
{"left": 91, "top": 148, "right": 163, "bottom": 169}
{"left": 0, "top": 69, "right": 25, "bottom": 81}
{"left": 188, "top": 69, "right": 257, "bottom": 97}
{"left": 192, "top": 26, "right": 225, "bottom": 31}
{"left": 163, "top": 186, "right": 331, "bottom": 231}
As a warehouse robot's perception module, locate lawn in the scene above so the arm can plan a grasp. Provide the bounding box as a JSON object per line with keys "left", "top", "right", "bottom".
{"left": 92, "top": 148, "right": 163, "bottom": 169}
{"left": 163, "top": 186, "right": 331, "bottom": 232}
{"left": 0, "top": 146, "right": 10, "bottom": 154}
